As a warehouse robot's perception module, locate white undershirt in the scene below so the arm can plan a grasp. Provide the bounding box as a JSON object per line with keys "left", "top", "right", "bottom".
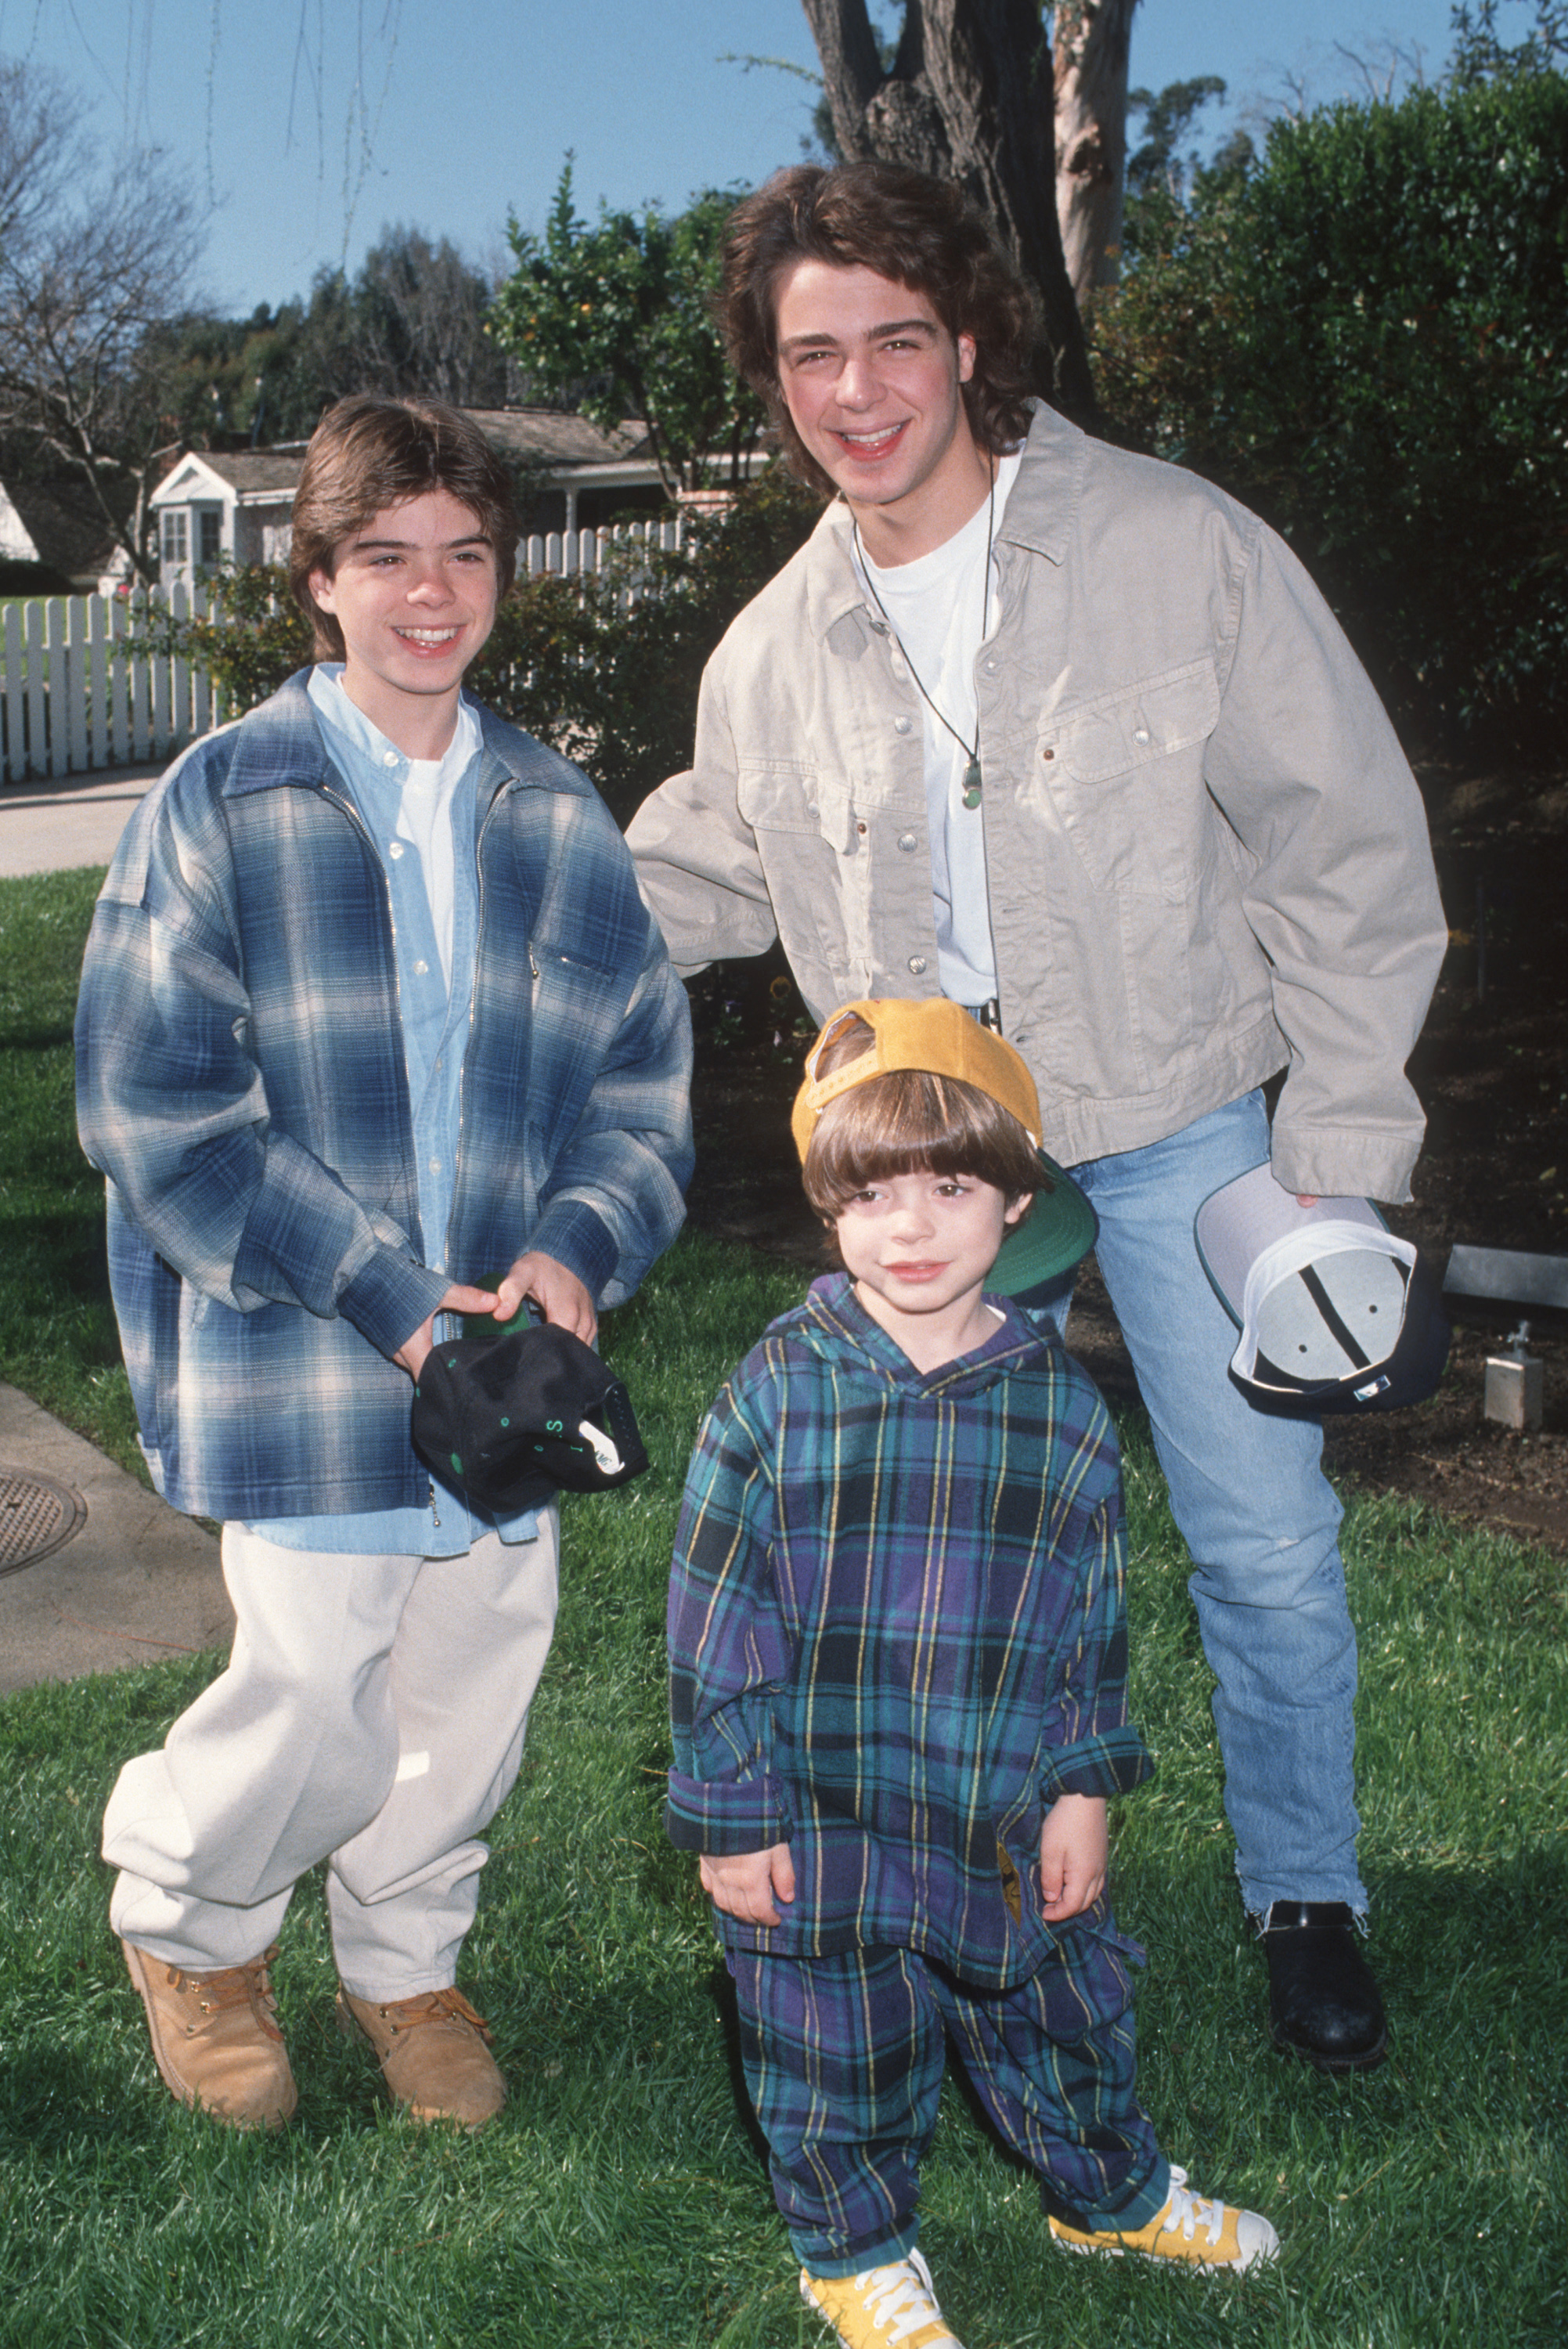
{"left": 309, "top": 666, "right": 481, "bottom": 988}
{"left": 855, "top": 447, "right": 1023, "bottom": 1005}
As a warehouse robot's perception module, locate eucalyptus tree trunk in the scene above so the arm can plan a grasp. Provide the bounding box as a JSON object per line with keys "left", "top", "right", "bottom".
{"left": 1053, "top": 0, "right": 1137, "bottom": 309}
{"left": 799, "top": 0, "right": 1097, "bottom": 420}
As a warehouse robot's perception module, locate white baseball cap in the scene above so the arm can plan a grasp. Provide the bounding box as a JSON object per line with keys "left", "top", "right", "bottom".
{"left": 1195, "top": 1163, "right": 1448, "bottom": 1413}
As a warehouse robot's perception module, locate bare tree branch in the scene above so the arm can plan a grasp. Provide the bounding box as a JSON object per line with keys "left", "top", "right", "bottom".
{"left": 1330, "top": 38, "right": 1429, "bottom": 103}
{"left": 0, "top": 61, "right": 205, "bottom": 582}
{"left": 801, "top": 0, "right": 887, "bottom": 153}
{"left": 1054, "top": 0, "right": 1137, "bottom": 309}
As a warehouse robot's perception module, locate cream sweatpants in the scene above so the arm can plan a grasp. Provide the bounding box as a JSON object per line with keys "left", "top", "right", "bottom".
{"left": 102, "top": 1516, "right": 559, "bottom": 1999}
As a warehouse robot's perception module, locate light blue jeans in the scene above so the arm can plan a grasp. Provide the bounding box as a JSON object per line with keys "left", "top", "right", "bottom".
{"left": 1054, "top": 1091, "right": 1365, "bottom": 1919}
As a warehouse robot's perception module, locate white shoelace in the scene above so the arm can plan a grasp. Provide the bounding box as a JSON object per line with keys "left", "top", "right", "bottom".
{"left": 1158, "top": 2167, "right": 1225, "bottom": 2248}
{"left": 849, "top": 2251, "right": 948, "bottom": 2343}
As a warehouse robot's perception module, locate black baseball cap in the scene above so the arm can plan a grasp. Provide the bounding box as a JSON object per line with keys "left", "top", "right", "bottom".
{"left": 412, "top": 1323, "right": 649, "bottom": 1513}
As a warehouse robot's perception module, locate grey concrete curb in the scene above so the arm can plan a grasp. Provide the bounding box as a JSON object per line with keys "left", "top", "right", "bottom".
{"left": 1, "top": 1384, "right": 232, "bottom": 1698}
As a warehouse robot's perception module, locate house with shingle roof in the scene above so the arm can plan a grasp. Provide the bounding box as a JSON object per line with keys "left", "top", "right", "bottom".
{"left": 147, "top": 446, "right": 315, "bottom": 586}
{"left": 149, "top": 410, "right": 671, "bottom": 588}
{"left": 0, "top": 474, "right": 126, "bottom": 592}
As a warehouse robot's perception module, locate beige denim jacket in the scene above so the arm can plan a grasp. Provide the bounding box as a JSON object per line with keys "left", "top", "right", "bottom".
{"left": 628, "top": 406, "right": 1447, "bottom": 1200}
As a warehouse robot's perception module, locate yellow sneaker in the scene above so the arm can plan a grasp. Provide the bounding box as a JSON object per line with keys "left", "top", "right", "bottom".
{"left": 1049, "top": 2167, "right": 1279, "bottom": 2271}
{"left": 800, "top": 2246, "right": 964, "bottom": 2347}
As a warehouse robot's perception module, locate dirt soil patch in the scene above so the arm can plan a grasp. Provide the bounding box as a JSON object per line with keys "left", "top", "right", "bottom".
{"left": 681, "top": 756, "right": 1568, "bottom": 1554}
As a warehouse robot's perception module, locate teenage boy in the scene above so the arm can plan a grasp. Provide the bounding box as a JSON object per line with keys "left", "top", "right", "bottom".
{"left": 76, "top": 394, "right": 692, "bottom": 2131}
{"left": 629, "top": 161, "right": 1448, "bottom": 2071}
{"left": 667, "top": 1001, "right": 1278, "bottom": 2349}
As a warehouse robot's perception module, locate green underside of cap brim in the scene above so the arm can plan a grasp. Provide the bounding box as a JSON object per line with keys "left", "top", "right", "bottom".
{"left": 987, "top": 1152, "right": 1098, "bottom": 1296}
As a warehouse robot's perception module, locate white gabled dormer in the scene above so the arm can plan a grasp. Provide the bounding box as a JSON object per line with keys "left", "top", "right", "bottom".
{"left": 149, "top": 453, "right": 236, "bottom": 589}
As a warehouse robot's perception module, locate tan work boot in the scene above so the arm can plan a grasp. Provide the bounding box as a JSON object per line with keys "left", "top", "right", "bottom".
{"left": 336, "top": 1984, "right": 506, "bottom": 2128}
{"left": 121, "top": 1938, "right": 297, "bottom": 2129}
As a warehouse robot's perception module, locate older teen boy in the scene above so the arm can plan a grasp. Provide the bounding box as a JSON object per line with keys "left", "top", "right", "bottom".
{"left": 629, "top": 161, "right": 1448, "bottom": 2072}
{"left": 667, "top": 1001, "right": 1278, "bottom": 2349}
{"left": 76, "top": 394, "right": 691, "bottom": 2131}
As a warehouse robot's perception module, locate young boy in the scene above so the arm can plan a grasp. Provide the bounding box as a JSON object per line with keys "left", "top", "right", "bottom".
{"left": 76, "top": 395, "right": 691, "bottom": 2131}
{"left": 665, "top": 1000, "right": 1277, "bottom": 2348}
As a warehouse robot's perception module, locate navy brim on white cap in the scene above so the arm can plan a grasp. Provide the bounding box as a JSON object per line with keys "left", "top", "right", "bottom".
{"left": 1195, "top": 1163, "right": 1449, "bottom": 1415}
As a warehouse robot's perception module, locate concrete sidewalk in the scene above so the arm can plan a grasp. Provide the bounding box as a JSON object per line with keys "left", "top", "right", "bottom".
{"left": 1, "top": 757, "right": 234, "bottom": 1698}
{"left": 1, "top": 760, "right": 165, "bottom": 879}
{"left": 0, "top": 1386, "right": 232, "bottom": 1698}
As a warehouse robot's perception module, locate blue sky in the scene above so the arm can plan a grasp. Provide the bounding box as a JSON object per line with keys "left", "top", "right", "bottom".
{"left": 1, "top": 0, "right": 1485, "bottom": 314}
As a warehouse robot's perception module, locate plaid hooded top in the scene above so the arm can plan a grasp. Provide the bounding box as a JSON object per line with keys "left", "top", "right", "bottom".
{"left": 667, "top": 1275, "right": 1153, "bottom": 1984}
{"left": 74, "top": 672, "right": 692, "bottom": 1523}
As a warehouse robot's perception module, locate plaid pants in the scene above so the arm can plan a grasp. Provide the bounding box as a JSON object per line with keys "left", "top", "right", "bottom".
{"left": 729, "top": 1909, "right": 1167, "bottom": 2278}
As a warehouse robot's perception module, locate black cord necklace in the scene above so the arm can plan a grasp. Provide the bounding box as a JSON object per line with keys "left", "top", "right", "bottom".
{"left": 853, "top": 467, "right": 997, "bottom": 810}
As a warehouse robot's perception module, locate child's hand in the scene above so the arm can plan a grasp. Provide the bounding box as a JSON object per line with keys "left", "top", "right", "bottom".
{"left": 493, "top": 1251, "right": 597, "bottom": 1344}
{"left": 1038, "top": 1793, "right": 1108, "bottom": 1921}
{"left": 700, "top": 1844, "right": 796, "bottom": 1927}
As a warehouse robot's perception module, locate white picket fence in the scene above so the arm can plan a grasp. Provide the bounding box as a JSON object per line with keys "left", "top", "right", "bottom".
{"left": 1, "top": 583, "right": 223, "bottom": 786}
{"left": 0, "top": 517, "right": 687, "bottom": 785}
{"left": 521, "top": 514, "right": 683, "bottom": 589}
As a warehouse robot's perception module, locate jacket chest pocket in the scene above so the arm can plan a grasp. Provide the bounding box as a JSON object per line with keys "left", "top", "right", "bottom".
{"left": 1029, "top": 661, "right": 1220, "bottom": 905}
{"left": 737, "top": 760, "right": 876, "bottom": 992}
{"left": 737, "top": 760, "right": 864, "bottom": 853}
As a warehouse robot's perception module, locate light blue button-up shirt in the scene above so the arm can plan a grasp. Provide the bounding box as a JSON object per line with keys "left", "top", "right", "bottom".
{"left": 246, "top": 669, "right": 539, "bottom": 1557}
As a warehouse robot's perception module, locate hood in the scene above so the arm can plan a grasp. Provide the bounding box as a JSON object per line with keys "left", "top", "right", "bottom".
{"left": 794, "top": 1271, "right": 1063, "bottom": 1397}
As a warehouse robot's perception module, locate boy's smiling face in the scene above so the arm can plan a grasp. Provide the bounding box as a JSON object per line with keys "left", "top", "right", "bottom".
{"left": 835, "top": 1167, "right": 1026, "bottom": 1372}
{"left": 308, "top": 488, "right": 498, "bottom": 755}
{"left": 772, "top": 258, "right": 986, "bottom": 563}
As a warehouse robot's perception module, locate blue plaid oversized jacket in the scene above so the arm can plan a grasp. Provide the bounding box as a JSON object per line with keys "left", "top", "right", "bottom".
{"left": 75, "top": 672, "right": 692, "bottom": 1522}
{"left": 667, "top": 1276, "right": 1154, "bottom": 1983}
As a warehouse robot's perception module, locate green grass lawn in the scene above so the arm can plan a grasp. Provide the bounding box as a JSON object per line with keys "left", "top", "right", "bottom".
{"left": 1, "top": 869, "right": 1564, "bottom": 2347}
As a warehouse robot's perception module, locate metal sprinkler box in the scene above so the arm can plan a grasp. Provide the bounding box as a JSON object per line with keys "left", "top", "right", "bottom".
{"left": 1483, "top": 1351, "right": 1545, "bottom": 1432}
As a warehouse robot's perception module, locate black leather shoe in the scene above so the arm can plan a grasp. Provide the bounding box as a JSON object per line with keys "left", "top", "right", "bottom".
{"left": 1253, "top": 1900, "right": 1388, "bottom": 2072}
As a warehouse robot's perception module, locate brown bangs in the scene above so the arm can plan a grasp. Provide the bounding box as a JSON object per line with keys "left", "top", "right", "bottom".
{"left": 802, "top": 1068, "right": 1045, "bottom": 1221}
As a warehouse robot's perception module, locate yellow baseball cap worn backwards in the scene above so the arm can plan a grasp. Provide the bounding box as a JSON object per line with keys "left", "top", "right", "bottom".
{"left": 791, "top": 999, "right": 1098, "bottom": 1294}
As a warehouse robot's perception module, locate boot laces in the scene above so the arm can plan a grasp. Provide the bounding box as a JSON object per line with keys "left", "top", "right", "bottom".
{"left": 1159, "top": 2167, "right": 1224, "bottom": 2249}
{"left": 168, "top": 1947, "right": 281, "bottom": 2034}
{"left": 377, "top": 1986, "right": 492, "bottom": 2040}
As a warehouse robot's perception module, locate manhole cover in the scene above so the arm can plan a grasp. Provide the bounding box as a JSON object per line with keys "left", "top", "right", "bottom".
{"left": 0, "top": 1468, "right": 88, "bottom": 1576}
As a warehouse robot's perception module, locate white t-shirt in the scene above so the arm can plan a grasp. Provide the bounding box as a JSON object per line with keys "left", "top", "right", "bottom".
{"left": 854, "top": 448, "right": 1023, "bottom": 1005}
{"left": 309, "top": 666, "right": 482, "bottom": 988}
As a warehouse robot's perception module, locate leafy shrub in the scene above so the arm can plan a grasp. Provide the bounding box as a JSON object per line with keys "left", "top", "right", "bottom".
{"left": 490, "top": 164, "right": 767, "bottom": 498}
{"left": 167, "top": 562, "right": 315, "bottom": 711}
{"left": 167, "top": 470, "right": 822, "bottom": 829}
{"left": 1093, "top": 70, "right": 1568, "bottom": 749}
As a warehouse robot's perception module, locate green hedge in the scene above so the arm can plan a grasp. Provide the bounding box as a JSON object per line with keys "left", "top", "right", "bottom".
{"left": 1094, "top": 70, "right": 1568, "bottom": 749}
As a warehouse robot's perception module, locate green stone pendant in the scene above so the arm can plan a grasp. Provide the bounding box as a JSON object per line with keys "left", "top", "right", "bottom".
{"left": 961, "top": 756, "right": 982, "bottom": 810}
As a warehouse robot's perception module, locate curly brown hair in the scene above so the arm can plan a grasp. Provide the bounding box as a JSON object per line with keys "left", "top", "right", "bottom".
{"left": 289, "top": 394, "right": 519, "bottom": 661}
{"left": 719, "top": 162, "right": 1040, "bottom": 496}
